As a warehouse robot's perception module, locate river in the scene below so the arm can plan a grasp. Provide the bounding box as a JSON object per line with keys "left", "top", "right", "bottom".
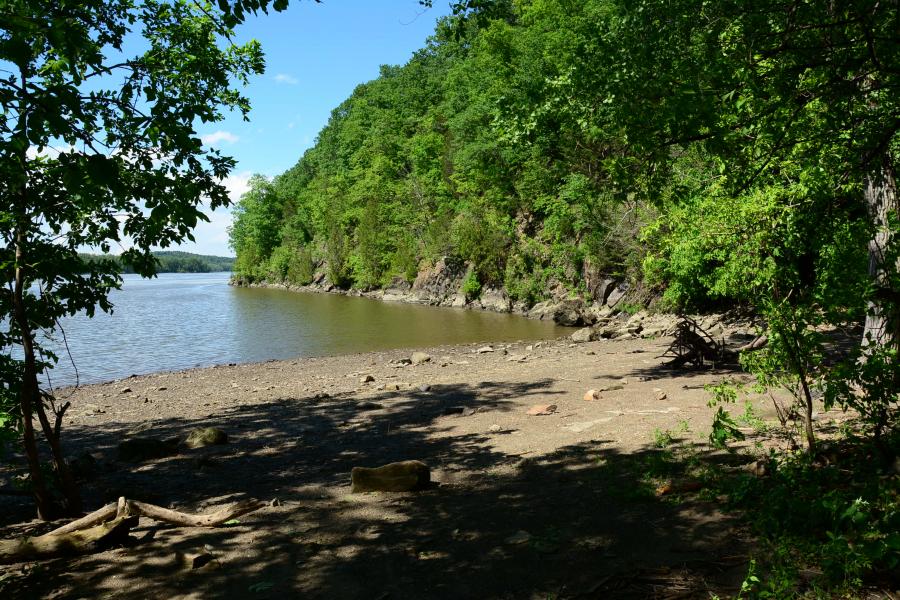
{"left": 36, "top": 272, "right": 568, "bottom": 387}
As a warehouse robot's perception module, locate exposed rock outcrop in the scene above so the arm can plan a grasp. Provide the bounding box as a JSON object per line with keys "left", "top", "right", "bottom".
{"left": 411, "top": 256, "right": 469, "bottom": 304}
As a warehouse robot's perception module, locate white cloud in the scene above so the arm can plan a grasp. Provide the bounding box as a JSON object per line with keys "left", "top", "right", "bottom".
{"left": 158, "top": 171, "right": 253, "bottom": 257}
{"left": 274, "top": 73, "right": 298, "bottom": 85}
{"left": 200, "top": 130, "right": 239, "bottom": 146}
{"left": 184, "top": 206, "right": 236, "bottom": 256}
{"left": 222, "top": 171, "right": 252, "bottom": 201}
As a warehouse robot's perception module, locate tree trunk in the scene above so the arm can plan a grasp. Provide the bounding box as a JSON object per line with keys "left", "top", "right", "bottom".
{"left": 12, "top": 229, "right": 61, "bottom": 521}
{"left": 9, "top": 62, "right": 80, "bottom": 519}
{"left": 34, "top": 392, "right": 82, "bottom": 515}
{"left": 862, "top": 157, "right": 900, "bottom": 351}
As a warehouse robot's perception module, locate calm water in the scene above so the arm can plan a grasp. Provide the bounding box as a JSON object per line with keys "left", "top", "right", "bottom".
{"left": 38, "top": 272, "right": 567, "bottom": 386}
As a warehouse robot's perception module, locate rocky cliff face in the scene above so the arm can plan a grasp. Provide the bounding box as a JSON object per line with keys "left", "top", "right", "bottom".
{"left": 233, "top": 256, "right": 635, "bottom": 327}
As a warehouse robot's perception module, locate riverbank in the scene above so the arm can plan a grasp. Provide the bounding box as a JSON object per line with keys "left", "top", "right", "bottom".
{"left": 231, "top": 255, "right": 636, "bottom": 328}
{"left": 0, "top": 333, "right": 848, "bottom": 599}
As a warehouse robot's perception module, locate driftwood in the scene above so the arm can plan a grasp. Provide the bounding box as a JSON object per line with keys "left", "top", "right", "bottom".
{"left": 116, "top": 498, "right": 265, "bottom": 527}
{"left": 661, "top": 316, "right": 768, "bottom": 368}
{"left": 0, "top": 497, "right": 264, "bottom": 564}
{"left": 660, "top": 316, "right": 730, "bottom": 367}
{"left": 46, "top": 502, "right": 120, "bottom": 537}
{"left": 0, "top": 516, "right": 138, "bottom": 564}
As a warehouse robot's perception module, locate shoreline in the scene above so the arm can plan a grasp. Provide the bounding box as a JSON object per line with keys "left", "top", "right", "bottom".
{"left": 54, "top": 300, "right": 752, "bottom": 390}
{"left": 229, "top": 258, "right": 633, "bottom": 328}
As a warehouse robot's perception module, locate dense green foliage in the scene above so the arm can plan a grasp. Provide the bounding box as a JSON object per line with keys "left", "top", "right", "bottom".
{"left": 229, "top": 3, "right": 652, "bottom": 297}
{"left": 1, "top": 0, "right": 280, "bottom": 519}
{"left": 79, "top": 251, "right": 235, "bottom": 274}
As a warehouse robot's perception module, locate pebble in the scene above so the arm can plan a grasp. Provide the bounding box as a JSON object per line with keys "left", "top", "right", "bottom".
{"left": 476, "top": 346, "right": 494, "bottom": 354}
{"left": 488, "top": 424, "right": 503, "bottom": 433}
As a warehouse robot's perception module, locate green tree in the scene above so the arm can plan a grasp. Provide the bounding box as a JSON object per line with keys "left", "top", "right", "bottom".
{"left": 571, "top": 0, "right": 898, "bottom": 449}
{"left": 0, "top": 0, "right": 282, "bottom": 519}
{"left": 229, "top": 174, "right": 286, "bottom": 280}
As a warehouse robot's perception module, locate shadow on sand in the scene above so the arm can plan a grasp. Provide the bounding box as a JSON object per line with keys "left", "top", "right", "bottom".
{"left": 1, "top": 377, "right": 751, "bottom": 599}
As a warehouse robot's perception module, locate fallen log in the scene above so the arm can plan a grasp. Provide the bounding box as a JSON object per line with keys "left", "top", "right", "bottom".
{"left": 46, "top": 501, "right": 118, "bottom": 537}
{"left": 117, "top": 498, "right": 265, "bottom": 527}
{"left": 1, "top": 497, "right": 264, "bottom": 564}
{"left": 0, "top": 515, "right": 137, "bottom": 564}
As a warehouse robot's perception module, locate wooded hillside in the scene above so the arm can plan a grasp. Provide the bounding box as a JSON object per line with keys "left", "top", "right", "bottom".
{"left": 230, "top": 0, "right": 895, "bottom": 323}
{"left": 80, "top": 252, "right": 235, "bottom": 274}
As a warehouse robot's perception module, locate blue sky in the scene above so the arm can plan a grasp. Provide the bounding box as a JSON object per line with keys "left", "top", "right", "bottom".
{"left": 185, "top": 0, "right": 452, "bottom": 257}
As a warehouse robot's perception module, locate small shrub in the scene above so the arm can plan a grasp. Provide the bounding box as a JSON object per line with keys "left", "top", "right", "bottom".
{"left": 461, "top": 270, "right": 482, "bottom": 300}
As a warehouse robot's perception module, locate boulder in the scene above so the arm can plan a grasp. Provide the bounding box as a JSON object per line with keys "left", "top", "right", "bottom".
{"left": 552, "top": 300, "right": 585, "bottom": 327}
{"left": 527, "top": 300, "right": 557, "bottom": 320}
{"left": 625, "top": 311, "right": 646, "bottom": 326}
{"left": 571, "top": 327, "right": 596, "bottom": 343}
{"left": 410, "top": 352, "right": 431, "bottom": 365}
{"left": 184, "top": 427, "right": 229, "bottom": 449}
{"left": 350, "top": 460, "right": 431, "bottom": 493}
{"left": 585, "top": 303, "right": 613, "bottom": 322}
{"left": 595, "top": 279, "right": 618, "bottom": 305}
{"left": 479, "top": 287, "right": 512, "bottom": 312}
{"left": 596, "top": 324, "right": 621, "bottom": 339}
{"left": 118, "top": 437, "right": 179, "bottom": 462}
{"left": 605, "top": 284, "right": 629, "bottom": 308}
